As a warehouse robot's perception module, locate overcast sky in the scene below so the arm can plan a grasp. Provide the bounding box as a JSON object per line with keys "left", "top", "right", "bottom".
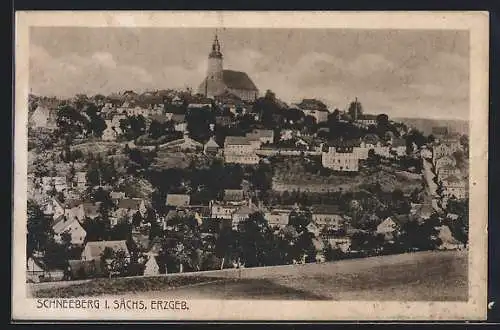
{"left": 29, "top": 27, "right": 469, "bottom": 120}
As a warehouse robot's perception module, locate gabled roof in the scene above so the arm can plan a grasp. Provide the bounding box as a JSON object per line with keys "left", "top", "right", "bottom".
{"left": 222, "top": 70, "right": 258, "bottom": 91}
{"left": 311, "top": 204, "right": 342, "bottom": 215}
{"left": 83, "top": 240, "right": 130, "bottom": 260}
{"left": 234, "top": 204, "right": 259, "bottom": 216}
{"left": 117, "top": 198, "right": 143, "bottom": 210}
{"left": 223, "top": 189, "right": 244, "bottom": 202}
{"left": 205, "top": 137, "right": 220, "bottom": 148}
{"left": 166, "top": 194, "right": 191, "bottom": 207}
{"left": 225, "top": 136, "right": 252, "bottom": 146}
{"left": 52, "top": 217, "right": 80, "bottom": 235}
{"left": 441, "top": 175, "right": 463, "bottom": 184}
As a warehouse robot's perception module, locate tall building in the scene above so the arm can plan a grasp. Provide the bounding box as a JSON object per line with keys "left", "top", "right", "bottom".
{"left": 198, "top": 34, "right": 259, "bottom": 102}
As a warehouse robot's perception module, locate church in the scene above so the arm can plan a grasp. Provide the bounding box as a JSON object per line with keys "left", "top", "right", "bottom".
{"left": 198, "top": 34, "right": 259, "bottom": 102}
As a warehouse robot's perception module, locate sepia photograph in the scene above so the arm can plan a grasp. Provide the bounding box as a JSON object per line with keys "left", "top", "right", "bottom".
{"left": 13, "top": 11, "right": 488, "bottom": 321}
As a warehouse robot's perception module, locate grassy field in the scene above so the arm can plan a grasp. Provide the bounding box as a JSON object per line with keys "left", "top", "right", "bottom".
{"left": 30, "top": 251, "right": 467, "bottom": 301}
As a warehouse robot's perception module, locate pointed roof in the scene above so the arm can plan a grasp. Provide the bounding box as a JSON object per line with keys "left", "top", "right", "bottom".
{"left": 83, "top": 240, "right": 130, "bottom": 260}
{"left": 205, "top": 137, "right": 220, "bottom": 148}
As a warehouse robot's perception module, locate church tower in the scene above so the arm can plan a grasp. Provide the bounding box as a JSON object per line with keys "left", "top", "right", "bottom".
{"left": 203, "top": 33, "right": 225, "bottom": 97}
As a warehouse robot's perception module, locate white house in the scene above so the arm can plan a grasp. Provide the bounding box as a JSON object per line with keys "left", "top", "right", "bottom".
{"left": 246, "top": 129, "right": 274, "bottom": 145}
{"left": 327, "top": 237, "right": 352, "bottom": 253}
{"left": 311, "top": 205, "right": 346, "bottom": 231}
{"left": 264, "top": 208, "right": 291, "bottom": 229}
{"left": 322, "top": 140, "right": 360, "bottom": 172}
{"left": 376, "top": 217, "right": 400, "bottom": 235}
{"left": 231, "top": 204, "right": 260, "bottom": 231}
{"left": 441, "top": 175, "right": 467, "bottom": 199}
{"left": 224, "top": 136, "right": 259, "bottom": 165}
{"left": 52, "top": 217, "right": 87, "bottom": 246}
{"left": 434, "top": 155, "right": 457, "bottom": 171}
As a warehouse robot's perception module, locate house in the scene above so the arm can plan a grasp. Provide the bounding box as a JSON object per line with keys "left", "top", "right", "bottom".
{"left": 171, "top": 114, "right": 187, "bottom": 133}
{"left": 436, "top": 225, "right": 463, "bottom": 250}
{"left": 187, "top": 96, "right": 213, "bottom": 109}
{"left": 441, "top": 175, "right": 467, "bottom": 199}
{"left": 437, "top": 164, "right": 461, "bottom": 178}
{"left": 294, "top": 99, "right": 329, "bottom": 123}
{"left": 327, "top": 237, "right": 352, "bottom": 253}
{"left": 435, "top": 156, "right": 457, "bottom": 176}
{"left": 160, "top": 133, "right": 204, "bottom": 152}
{"left": 356, "top": 114, "right": 378, "bottom": 127}
{"left": 231, "top": 204, "right": 260, "bottom": 230}
{"left": 311, "top": 204, "right": 346, "bottom": 231}
{"left": 321, "top": 139, "right": 360, "bottom": 172}
{"left": 224, "top": 136, "right": 260, "bottom": 165}
{"left": 143, "top": 253, "right": 160, "bottom": 276}
{"left": 222, "top": 189, "right": 245, "bottom": 204}
{"left": 210, "top": 201, "right": 239, "bottom": 220}
{"left": 29, "top": 105, "right": 58, "bottom": 130}
{"left": 420, "top": 145, "right": 433, "bottom": 159}
{"left": 306, "top": 221, "right": 321, "bottom": 237}
{"left": 410, "top": 203, "right": 434, "bottom": 222}
{"left": 26, "top": 257, "right": 46, "bottom": 283}
{"left": 432, "top": 126, "right": 449, "bottom": 138}
{"left": 41, "top": 176, "right": 67, "bottom": 193}
{"left": 166, "top": 194, "right": 191, "bottom": 208}
{"left": 116, "top": 198, "right": 147, "bottom": 218}
{"left": 264, "top": 208, "right": 291, "bottom": 229}
{"left": 204, "top": 137, "right": 220, "bottom": 155}
{"left": 246, "top": 129, "right": 274, "bottom": 145}
{"left": 376, "top": 216, "right": 400, "bottom": 236}
{"left": 42, "top": 197, "right": 66, "bottom": 219}
{"left": 362, "top": 134, "right": 381, "bottom": 149}
{"left": 52, "top": 217, "right": 87, "bottom": 246}
{"left": 110, "top": 191, "right": 126, "bottom": 202}
{"left": 102, "top": 119, "right": 122, "bottom": 141}
{"left": 73, "top": 172, "right": 87, "bottom": 189}
{"left": 81, "top": 240, "right": 130, "bottom": 261}
{"left": 390, "top": 137, "right": 407, "bottom": 157}
{"left": 433, "top": 143, "right": 452, "bottom": 160}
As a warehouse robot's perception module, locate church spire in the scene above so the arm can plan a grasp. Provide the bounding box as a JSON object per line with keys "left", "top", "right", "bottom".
{"left": 209, "top": 31, "right": 222, "bottom": 59}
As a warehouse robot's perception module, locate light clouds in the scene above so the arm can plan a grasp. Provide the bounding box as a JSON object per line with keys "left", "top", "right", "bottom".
{"left": 28, "top": 28, "right": 469, "bottom": 120}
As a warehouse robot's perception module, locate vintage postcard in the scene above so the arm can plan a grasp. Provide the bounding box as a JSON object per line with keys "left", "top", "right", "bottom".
{"left": 13, "top": 11, "right": 489, "bottom": 321}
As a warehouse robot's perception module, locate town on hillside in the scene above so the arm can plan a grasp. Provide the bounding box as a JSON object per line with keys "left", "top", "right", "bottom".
{"left": 26, "top": 35, "right": 469, "bottom": 283}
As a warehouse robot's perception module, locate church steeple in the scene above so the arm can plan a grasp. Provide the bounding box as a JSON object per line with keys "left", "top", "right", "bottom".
{"left": 209, "top": 32, "right": 223, "bottom": 59}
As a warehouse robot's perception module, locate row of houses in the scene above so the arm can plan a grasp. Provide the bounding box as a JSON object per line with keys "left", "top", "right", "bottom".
{"left": 428, "top": 133, "right": 467, "bottom": 200}
{"left": 40, "top": 192, "right": 148, "bottom": 246}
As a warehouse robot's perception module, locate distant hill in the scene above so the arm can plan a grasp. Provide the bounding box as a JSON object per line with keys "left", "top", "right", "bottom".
{"left": 393, "top": 117, "right": 469, "bottom": 136}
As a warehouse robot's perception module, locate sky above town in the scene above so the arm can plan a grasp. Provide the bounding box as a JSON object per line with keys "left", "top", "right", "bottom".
{"left": 29, "top": 27, "right": 469, "bottom": 120}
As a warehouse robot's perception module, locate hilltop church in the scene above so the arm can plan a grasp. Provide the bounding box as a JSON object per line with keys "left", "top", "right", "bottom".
{"left": 198, "top": 34, "right": 259, "bottom": 102}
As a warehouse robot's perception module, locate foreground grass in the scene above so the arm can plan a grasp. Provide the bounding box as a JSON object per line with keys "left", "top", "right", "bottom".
{"left": 32, "top": 275, "right": 224, "bottom": 298}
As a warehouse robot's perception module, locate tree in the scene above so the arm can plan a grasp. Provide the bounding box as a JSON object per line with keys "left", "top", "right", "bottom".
{"left": 238, "top": 212, "right": 273, "bottom": 267}
{"left": 101, "top": 248, "right": 130, "bottom": 277}
{"left": 27, "top": 199, "right": 53, "bottom": 256}
{"left": 376, "top": 114, "right": 389, "bottom": 127}
{"left": 348, "top": 98, "right": 363, "bottom": 121}
{"left": 160, "top": 214, "right": 203, "bottom": 273}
